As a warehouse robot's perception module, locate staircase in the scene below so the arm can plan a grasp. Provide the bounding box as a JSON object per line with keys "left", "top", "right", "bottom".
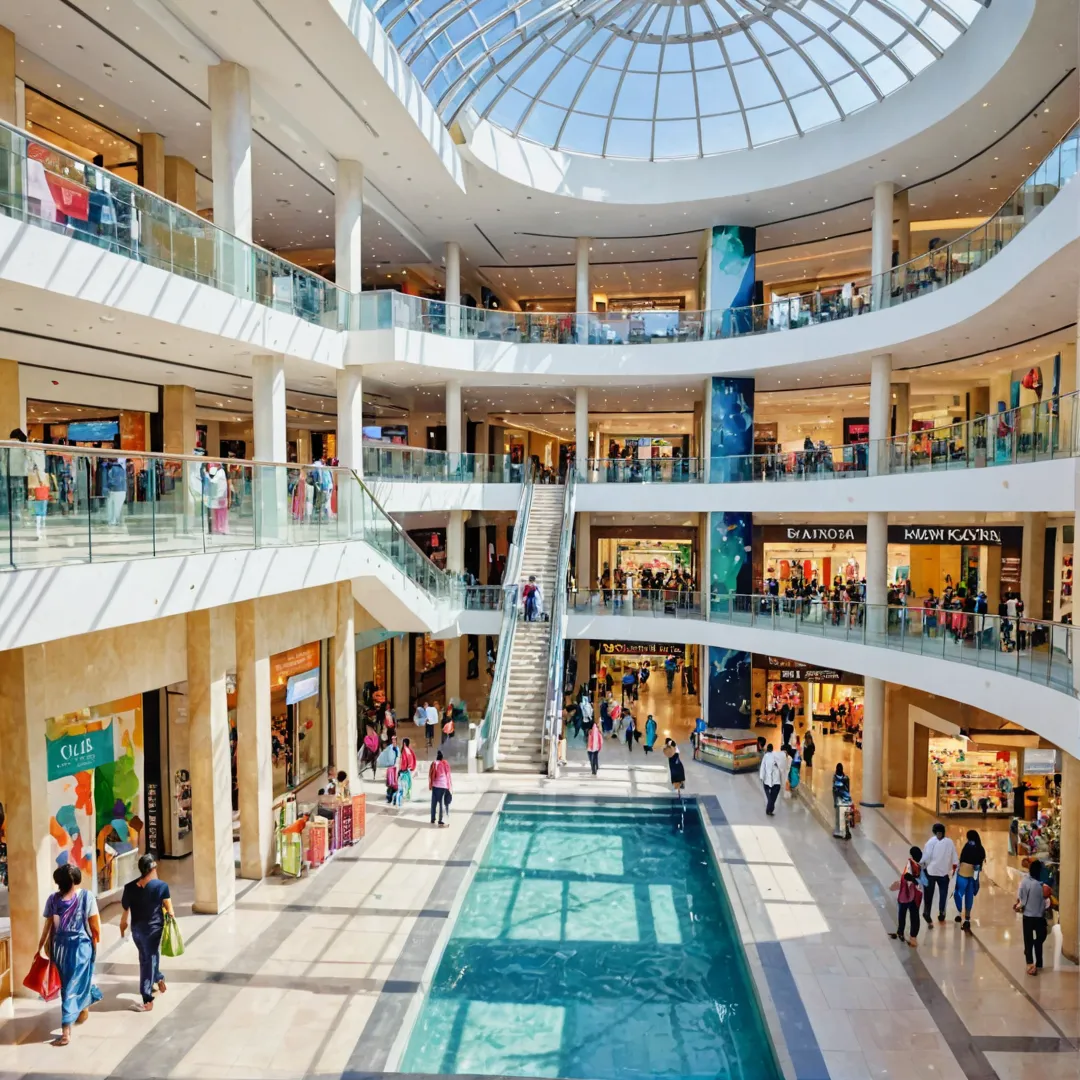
{"left": 497, "top": 485, "right": 565, "bottom": 772}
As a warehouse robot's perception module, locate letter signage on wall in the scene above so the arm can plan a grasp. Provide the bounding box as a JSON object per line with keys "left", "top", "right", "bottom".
{"left": 762, "top": 525, "right": 867, "bottom": 544}
{"left": 887, "top": 525, "right": 1022, "bottom": 546}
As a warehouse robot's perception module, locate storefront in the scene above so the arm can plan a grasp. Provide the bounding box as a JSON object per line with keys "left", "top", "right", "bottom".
{"left": 923, "top": 736, "right": 1017, "bottom": 817}
{"left": 758, "top": 523, "right": 1022, "bottom": 601}
{"left": 593, "top": 640, "right": 700, "bottom": 702}
{"left": 601, "top": 435, "right": 691, "bottom": 460}
{"left": 270, "top": 643, "right": 328, "bottom": 797}
{"left": 593, "top": 526, "right": 699, "bottom": 588}
{"left": 411, "top": 633, "right": 446, "bottom": 708}
{"left": 357, "top": 630, "right": 399, "bottom": 726}
{"left": 1010, "top": 749, "right": 1061, "bottom": 892}
{"left": 750, "top": 654, "right": 863, "bottom": 741}
{"left": 43, "top": 695, "right": 146, "bottom": 899}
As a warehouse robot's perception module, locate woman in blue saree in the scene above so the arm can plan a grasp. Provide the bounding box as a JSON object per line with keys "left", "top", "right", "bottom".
{"left": 37, "top": 863, "right": 102, "bottom": 1045}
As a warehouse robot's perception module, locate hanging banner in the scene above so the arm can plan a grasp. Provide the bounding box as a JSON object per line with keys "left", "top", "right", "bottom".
{"left": 47, "top": 723, "right": 115, "bottom": 781}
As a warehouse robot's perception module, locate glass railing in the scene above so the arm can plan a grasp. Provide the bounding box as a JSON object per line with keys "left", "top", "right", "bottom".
{"left": 0, "top": 442, "right": 458, "bottom": 603}
{"left": 479, "top": 464, "right": 535, "bottom": 769}
{"left": 362, "top": 120, "right": 1078, "bottom": 343}
{"left": 362, "top": 446, "right": 517, "bottom": 483}
{"left": 0, "top": 112, "right": 1073, "bottom": 348}
{"left": 461, "top": 584, "right": 504, "bottom": 610}
{"left": 585, "top": 457, "right": 704, "bottom": 483}
{"left": 542, "top": 471, "right": 576, "bottom": 777}
{"left": 0, "top": 118, "right": 352, "bottom": 330}
{"left": 568, "top": 589, "right": 1076, "bottom": 697}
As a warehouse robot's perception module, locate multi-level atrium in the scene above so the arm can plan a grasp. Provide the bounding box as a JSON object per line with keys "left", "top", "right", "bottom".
{"left": 0, "top": 2, "right": 1076, "bottom": 1079}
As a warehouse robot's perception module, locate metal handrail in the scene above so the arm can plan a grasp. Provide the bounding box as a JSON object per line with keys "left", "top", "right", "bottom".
{"left": 543, "top": 470, "right": 576, "bottom": 777}
{"left": 480, "top": 461, "right": 536, "bottom": 769}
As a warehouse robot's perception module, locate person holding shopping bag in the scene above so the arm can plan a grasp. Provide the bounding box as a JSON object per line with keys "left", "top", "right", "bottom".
{"left": 120, "top": 853, "right": 173, "bottom": 1011}
{"left": 36, "top": 864, "right": 102, "bottom": 1045}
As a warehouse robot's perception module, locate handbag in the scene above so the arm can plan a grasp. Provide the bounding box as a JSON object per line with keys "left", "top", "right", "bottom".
{"left": 161, "top": 912, "right": 185, "bottom": 957}
{"left": 23, "top": 953, "right": 62, "bottom": 1001}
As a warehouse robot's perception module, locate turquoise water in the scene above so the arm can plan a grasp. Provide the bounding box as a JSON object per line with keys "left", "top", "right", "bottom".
{"left": 400, "top": 797, "right": 780, "bottom": 1080}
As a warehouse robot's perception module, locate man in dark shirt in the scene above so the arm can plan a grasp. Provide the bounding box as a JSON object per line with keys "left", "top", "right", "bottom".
{"left": 120, "top": 853, "right": 173, "bottom": 1010}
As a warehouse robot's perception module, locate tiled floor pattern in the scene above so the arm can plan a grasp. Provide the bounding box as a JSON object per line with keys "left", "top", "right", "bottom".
{"left": 0, "top": 753, "right": 1075, "bottom": 1080}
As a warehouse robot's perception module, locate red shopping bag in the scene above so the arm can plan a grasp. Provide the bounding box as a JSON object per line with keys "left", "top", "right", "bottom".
{"left": 23, "top": 953, "right": 62, "bottom": 1001}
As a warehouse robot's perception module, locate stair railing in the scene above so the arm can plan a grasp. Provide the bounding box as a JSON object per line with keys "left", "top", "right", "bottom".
{"left": 542, "top": 469, "right": 577, "bottom": 777}
{"left": 479, "top": 461, "right": 536, "bottom": 770}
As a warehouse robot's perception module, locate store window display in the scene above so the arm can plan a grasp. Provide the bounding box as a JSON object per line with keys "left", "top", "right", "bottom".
{"left": 926, "top": 737, "right": 1016, "bottom": 817}
{"left": 270, "top": 643, "right": 327, "bottom": 796}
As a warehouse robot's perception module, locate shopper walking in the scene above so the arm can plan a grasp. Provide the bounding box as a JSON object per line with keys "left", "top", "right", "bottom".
{"left": 429, "top": 750, "right": 453, "bottom": 826}
{"left": 759, "top": 743, "right": 783, "bottom": 816}
{"left": 624, "top": 712, "right": 637, "bottom": 752}
{"left": 425, "top": 700, "right": 439, "bottom": 748}
{"left": 663, "top": 738, "right": 686, "bottom": 794}
{"left": 888, "top": 845, "right": 924, "bottom": 947}
{"left": 954, "top": 829, "right": 986, "bottom": 933}
{"left": 398, "top": 737, "right": 417, "bottom": 801}
{"left": 120, "top": 853, "right": 173, "bottom": 1011}
{"left": 802, "top": 730, "right": 816, "bottom": 768}
{"left": 36, "top": 864, "right": 102, "bottom": 1045}
{"left": 920, "top": 823, "right": 957, "bottom": 929}
{"left": 643, "top": 715, "right": 657, "bottom": 754}
{"left": 586, "top": 720, "right": 602, "bottom": 775}
{"left": 1015, "top": 859, "right": 1050, "bottom": 975}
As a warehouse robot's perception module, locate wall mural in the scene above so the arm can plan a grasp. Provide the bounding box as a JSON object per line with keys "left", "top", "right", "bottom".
{"left": 46, "top": 695, "right": 144, "bottom": 895}
{"left": 710, "top": 376, "right": 755, "bottom": 483}
{"left": 710, "top": 511, "right": 753, "bottom": 613}
{"left": 708, "top": 225, "right": 756, "bottom": 335}
{"left": 707, "top": 647, "right": 752, "bottom": 729}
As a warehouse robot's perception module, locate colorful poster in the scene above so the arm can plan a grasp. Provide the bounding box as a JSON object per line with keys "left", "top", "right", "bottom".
{"left": 710, "top": 511, "right": 752, "bottom": 613}
{"left": 45, "top": 695, "right": 144, "bottom": 895}
{"left": 710, "top": 376, "right": 755, "bottom": 483}
{"left": 707, "top": 647, "right": 752, "bottom": 729}
{"left": 708, "top": 225, "right": 756, "bottom": 335}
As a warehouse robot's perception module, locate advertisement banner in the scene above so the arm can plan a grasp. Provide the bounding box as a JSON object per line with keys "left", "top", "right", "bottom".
{"left": 710, "top": 376, "right": 755, "bottom": 483}
{"left": 709, "top": 225, "right": 756, "bottom": 335}
{"left": 710, "top": 511, "right": 752, "bottom": 612}
{"left": 600, "top": 642, "right": 686, "bottom": 657}
{"left": 707, "top": 647, "right": 752, "bottom": 729}
{"left": 47, "top": 723, "right": 115, "bottom": 781}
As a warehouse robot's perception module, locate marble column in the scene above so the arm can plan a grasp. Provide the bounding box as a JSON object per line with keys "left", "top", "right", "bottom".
{"left": 336, "top": 363, "right": 364, "bottom": 535}
{"left": 253, "top": 355, "right": 286, "bottom": 539}
{"left": 860, "top": 676, "right": 885, "bottom": 807}
{"left": 891, "top": 382, "right": 910, "bottom": 440}
{"left": 1060, "top": 751, "right": 1079, "bottom": 963}
{"left": 576, "top": 511, "right": 591, "bottom": 593}
{"left": 163, "top": 385, "right": 197, "bottom": 456}
{"left": 576, "top": 237, "right": 590, "bottom": 342}
{"left": 165, "top": 156, "right": 197, "bottom": 211}
{"left": 869, "top": 353, "right": 892, "bottom": 476}
{"left": 448, "top": 511, "right": 465, "bottom": 575}
{"left": 0, "top": 358, "right": 20, "bottom": 436}
{"left": 893, "top": 188, "right": 911, "bottom": 265}
{"left": 575, "top": 387, "right": 589, "bottom": 480}
{"left": 0, "top": 645, "right": 51, "bottom": 994}
{"left": 208, "top": 62, "right": 252, "bottom": 242}
{"left": 235, "top": 600, "right": 273, "bottom": 880}
{"left": 333, "top": 581, "right": 359, "bottom": 790}
{"left": 871, "top": 180, "right": 895, "bottom": 310}
{"left": 1021, "top": 512, "right": 1047, "bottom": 620}
{"left": 335, "top": 160, "right": 364, "bottom": 294}
{"left": 393, "top": 633, "right": 411, "bottom": 716}
{"left": 142, "top": 133, "right": 166, "bottom": 196}
{"left": 445, "top": 637, "right": 462, "bottom": 708}
{"left": 0, "top": 25, "right": 15, "bottom": 127}
{"left": 446, "top": 380, "right": 463, "bottom": 471}
{"left": 445, "top": 241, "right": 461, "bottom": 337}
{"left": 866, "top": 511, "right": 888, "bottom": 636}
{"left": 187, "top": 608, "right": 236, "bottom": 913}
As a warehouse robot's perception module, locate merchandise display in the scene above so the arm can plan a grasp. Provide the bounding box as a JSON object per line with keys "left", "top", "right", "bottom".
{"left": 928, "top": 740, "right": 1016, "bottom": 816}
{"left": 698, "top": 733, "right": 761, "bottom": 774}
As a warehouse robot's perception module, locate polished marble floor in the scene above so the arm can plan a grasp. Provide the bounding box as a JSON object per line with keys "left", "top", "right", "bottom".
{"left": 0, "top": 752, "right": 1075, "bottom": 1080}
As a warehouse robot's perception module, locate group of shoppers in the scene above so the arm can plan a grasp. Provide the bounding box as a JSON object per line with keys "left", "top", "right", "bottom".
{"left": 597, "top": 564, "right": 698, "bottom": 611}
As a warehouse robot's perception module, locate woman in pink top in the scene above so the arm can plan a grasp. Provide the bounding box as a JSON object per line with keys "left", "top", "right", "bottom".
{"left": 586, "top": 722, "right": 603, "bottom": 776}
{"left": 429, "top": 750, "right": 453, "bottom": 826}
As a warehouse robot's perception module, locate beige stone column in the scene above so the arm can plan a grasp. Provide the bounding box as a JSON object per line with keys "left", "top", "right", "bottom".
{"left": 393, "top": 633, "right": 411, "bottom": 716}
{"left": 576, "top": 511, "right": 590, "bottom": 593}
{"left": 0, "top": 645, "right": 51, "bottom": 995}
{"left": 891, "top": 383, "right": 910, "bottom": 439}
{"left": 187, "top": 608, "right": 236, "bottom": 913}
{"left": 165, "top": 156, "right": 197, "bottom": 211}
{"left": 163, "top": 385, "right": 197, "bottom": 455}
{"left": 884, "top": 684, "right": 911, "bottom": 797}
{"left": 445, "top": 637, "right": 462, "bottom": 707}
{"left": 1021, "top": 512, "right": 1047, "bottom": 619}
{"left": 0, "top": 358, "right": 21, "bottom": 435}
{"left": 0, "top": 26, "right": 16, "bottom": 127}
{"left": 235, "top": 600, "right": 273, "bottom": 880}
{"left": 142, "top": 134, "right": 166, "bottom": 195}
{"left": 1060, "top": 751, "right": 1079, "bottom": 963}
{"left": 333, "top": 581, "right": 358, "bottom": 789}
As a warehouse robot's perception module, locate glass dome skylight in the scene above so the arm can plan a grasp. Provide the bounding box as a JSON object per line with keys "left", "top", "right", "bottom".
{"left": 369, "top": 0, "right": 986, "bottom": 160}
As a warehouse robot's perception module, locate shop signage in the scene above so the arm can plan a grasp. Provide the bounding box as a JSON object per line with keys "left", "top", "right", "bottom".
{"left": 600, "top": 642, "right": 685, "bottom": 657}
{"left": 888, "top": 525, "right": 1022, "bottom": 546}
{"left": 763, "top": 525, "right": 866, "bottom": 544}
{"left": 1023, "top": 749, "right": 1058, "bottom": 775}
{"left": 271, "top": 642, "right": 322, "bottom": 686}
{"left": 286, "top": 667, "right": 321, "bottom": 705}
{"left": 46, "top": 724, "right": 115, "bottom": 781}
{"left": 761, "top": 655, "right": 859, "bottom": 684}
{"left": 145, "top": 782, "right": 160, "bottom": 856}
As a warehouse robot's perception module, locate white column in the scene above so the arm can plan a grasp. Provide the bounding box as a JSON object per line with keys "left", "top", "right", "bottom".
{"left": 235, "top": 600, "right": 273, "bottom": 880}
{"left": 188, "top": 608, "right": 236, "bottom": 913}
{"left": 871, "top": 180, "right": 895, "bottom": 310}
{"left": 575, "top": 237, "right": 590, "bottom": 342}
{"left": 336, "top": 363, "right": 364, "bottom": 535}
{"left": 335, "top": 160, "right": 364, "bottom": 294}
{"left": 445, "top": 637, "right": 462, "bottom": 709}
{"left": 208, "top": 62, "right": 252, "bottom": 242}
{"left": 446, "top": 380, "right": 463, "bottom": 478}
{"left": 869, "top": 352, "right": 892, "bottom": 476}
{"left": 253, "top": 355, "right": 287, "bottom": 538}
{"left": 861, "top": 676, "right": 885, "bottom": 807}
{"left": 893, "top": 189, "right": 911, "bottom": 265}
{"left": 866, "top": 511, "right": 888, "bottom": 639}
{"left": 393, "top": 633, "right": 411, "bottom": 718}
{"left": 333, "top": 581, "right": 359, "bottom": 791}
{"left": 1021, "top": 512, "right": 1047, "bottom": 620}
{"left": 448, "top": 511, "right": 465, "bottom": 574}
{"left": 575, "top": 386, "right": 589, "bottom": 480}
{"left": 445, "top": 241, "right": 461, "bottom": 337}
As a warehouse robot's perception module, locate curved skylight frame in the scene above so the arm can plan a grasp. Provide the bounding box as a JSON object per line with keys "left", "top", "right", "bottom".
{"left": 369, "top": 0, "right": 987, "bottom": 161}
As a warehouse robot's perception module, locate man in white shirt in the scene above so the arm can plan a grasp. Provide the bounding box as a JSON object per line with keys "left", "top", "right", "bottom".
{"left": 759, "top": 743, "right": 784, "bottom": 816}
{"left": 425, "top": 702, "right": 439, "bottom": 748}
{"left": 920, "top": 823, "right": 958, "bottom": 927}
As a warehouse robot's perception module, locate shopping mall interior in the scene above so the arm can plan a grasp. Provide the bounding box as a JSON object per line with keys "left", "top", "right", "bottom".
{"left": 0, "top": 2, "right": 1077, "bottom": 1079}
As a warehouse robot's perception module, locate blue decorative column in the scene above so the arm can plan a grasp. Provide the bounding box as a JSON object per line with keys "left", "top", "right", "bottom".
{"left": 706, "top": 225, "right": 756, "bottom": 336}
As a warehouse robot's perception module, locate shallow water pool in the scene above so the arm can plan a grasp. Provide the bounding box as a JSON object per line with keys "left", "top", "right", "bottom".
{"left": 400, "top": 797, "right": 779, "bottom": 1080}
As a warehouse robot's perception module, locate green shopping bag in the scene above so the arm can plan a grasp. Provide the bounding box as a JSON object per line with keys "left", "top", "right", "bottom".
{"left": 161, "top": 913, "right": 184, "bottom": 957}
